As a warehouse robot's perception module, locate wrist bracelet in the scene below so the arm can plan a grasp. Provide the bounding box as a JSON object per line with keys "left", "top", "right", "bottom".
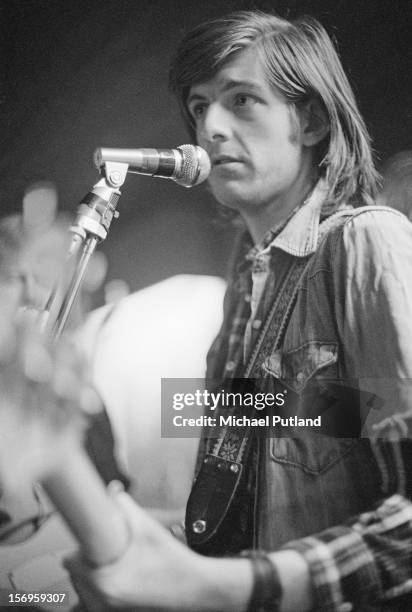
{"left": 241, "top": 549, "right": 282, "bottom": 612}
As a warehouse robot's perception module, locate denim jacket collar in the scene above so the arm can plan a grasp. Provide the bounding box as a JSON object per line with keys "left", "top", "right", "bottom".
{"left": 266, "top": 178, "right": 329, "bottom": 258}
{"left": 238, "top": 179, "right": 331, "bottom": 277}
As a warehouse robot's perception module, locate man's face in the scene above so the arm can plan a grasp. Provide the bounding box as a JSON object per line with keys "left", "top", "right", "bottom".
{"left": 187, "top": 48, "right": 307, "bottom": 212}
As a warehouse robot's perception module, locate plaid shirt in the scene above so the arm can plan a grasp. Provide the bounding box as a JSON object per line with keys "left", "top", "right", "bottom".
{"left": 205, "top": 181, "right": 412, "bottom": 611}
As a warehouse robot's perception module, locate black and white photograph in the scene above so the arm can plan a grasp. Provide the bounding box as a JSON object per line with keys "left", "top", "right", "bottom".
{"left": 0, "top": 1, "right": 412, "bottom": 610}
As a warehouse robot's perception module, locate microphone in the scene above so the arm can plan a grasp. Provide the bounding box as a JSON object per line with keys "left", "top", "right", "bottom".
{"left": 94, "top": 145, "right": 211, "bottom": 188}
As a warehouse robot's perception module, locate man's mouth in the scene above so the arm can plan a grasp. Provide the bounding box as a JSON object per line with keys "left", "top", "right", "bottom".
{"left": 212, "top": 156, "right": 241, "bottom": 166}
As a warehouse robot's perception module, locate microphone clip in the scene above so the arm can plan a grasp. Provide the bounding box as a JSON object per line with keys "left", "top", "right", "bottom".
{"left": 71, "top": 161, "right": 128, "bottom": 245}
{"left": 100, "top": 161, "right": 129, "bottom": 190}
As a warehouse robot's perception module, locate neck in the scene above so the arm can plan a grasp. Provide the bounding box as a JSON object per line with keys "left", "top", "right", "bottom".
{"left": 241, "top": 166, "right": 318, "bottom": 244}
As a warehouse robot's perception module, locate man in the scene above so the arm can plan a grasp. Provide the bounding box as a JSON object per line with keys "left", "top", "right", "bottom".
{"left": 66, "top": 10, "right": 412, "bottom": 611}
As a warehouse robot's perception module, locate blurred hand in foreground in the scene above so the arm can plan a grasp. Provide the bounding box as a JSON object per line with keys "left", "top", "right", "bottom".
{"left": 64, "top": 486, "right": 210, "bottom": 612}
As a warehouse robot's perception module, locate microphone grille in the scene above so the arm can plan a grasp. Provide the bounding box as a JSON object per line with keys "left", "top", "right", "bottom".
{"left": 176, "top": 145, "right": 211, "bottom": 187}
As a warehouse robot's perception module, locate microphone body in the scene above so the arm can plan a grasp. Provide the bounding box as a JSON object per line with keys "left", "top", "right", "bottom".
{"left": 94, "top": 145, "right": 210, "bottom": 188}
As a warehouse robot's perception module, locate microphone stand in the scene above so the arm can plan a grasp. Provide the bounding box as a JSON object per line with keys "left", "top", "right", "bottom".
{"left": 48, "top": 161, "right": 129, "bottom": 339}
{"left": 40, "top": 160, "right": 132, "bottom": 568}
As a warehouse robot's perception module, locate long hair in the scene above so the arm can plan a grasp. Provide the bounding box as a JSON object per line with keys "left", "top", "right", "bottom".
{"left": 169, "top": 10, "right": 380, "bottom": 209}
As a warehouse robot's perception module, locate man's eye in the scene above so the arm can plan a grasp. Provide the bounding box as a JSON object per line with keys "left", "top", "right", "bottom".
{"left": 234, "top": 94, "right": 256, "bottom": 107}
{"left": 190, "top": 104, "right": 207, "bottom": 119}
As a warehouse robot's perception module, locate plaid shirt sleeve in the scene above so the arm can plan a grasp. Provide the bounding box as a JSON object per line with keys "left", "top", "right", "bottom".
{"left": 285, "top": 483, "right": 412, "bottom": 611}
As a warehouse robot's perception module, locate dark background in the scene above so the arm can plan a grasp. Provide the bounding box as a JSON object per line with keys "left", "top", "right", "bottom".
{"left": 1, "top": 0, "right": 411, "bottom": 300}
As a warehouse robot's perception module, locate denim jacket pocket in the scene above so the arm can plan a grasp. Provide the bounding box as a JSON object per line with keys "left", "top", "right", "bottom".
{"left": 269, "top": 435, "right": 358, "bottom": 475}
{"left": 262, "top": 341, "right": 358, "bottom": 474}
{"left": 262, "top": 340, "right": 338, "bottom": 393}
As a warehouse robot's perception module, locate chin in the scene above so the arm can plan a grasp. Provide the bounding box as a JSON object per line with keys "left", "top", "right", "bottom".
{"left": 210, "top": 183, "right": 258, "bottom": 211}
{"left": 216, "top": 193, "right": 266, "bottom": 213}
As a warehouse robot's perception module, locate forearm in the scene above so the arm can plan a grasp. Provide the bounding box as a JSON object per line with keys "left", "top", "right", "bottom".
{"left": 148, "top": 512, "right": 313, "bottom": 611}
{"left": 197, "top": 556, "right": 253, "bottom": 612}
{"left": 197, "top": 550, "right": 312, "bottom": 612}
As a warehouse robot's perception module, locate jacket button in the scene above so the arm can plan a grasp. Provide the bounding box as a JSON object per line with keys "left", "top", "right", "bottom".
{"left": 296, "top": 372, "right": 305, "bottom": 383}
{"left": 192, "top": 520, "right": 207, "bottom": 534}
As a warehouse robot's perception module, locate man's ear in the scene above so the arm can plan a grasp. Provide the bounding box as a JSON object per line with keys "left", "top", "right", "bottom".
{"left": 300, "top": 98, "right": 329, "bottom": 147}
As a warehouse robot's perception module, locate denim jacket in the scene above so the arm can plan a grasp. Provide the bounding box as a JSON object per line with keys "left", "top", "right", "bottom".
{"left": 189, "top": 183, "right": 412, "bottom": 611}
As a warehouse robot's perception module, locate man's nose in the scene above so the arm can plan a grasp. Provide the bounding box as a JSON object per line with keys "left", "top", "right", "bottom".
{"left": 199, "top": 103, "right": 231, "bottom": 143}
